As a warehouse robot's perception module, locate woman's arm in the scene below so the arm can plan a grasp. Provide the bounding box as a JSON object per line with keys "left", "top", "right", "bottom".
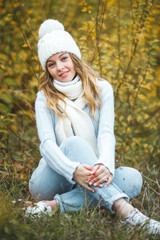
{"left": 35, "top": 91, "right": 80, "bottom": 184}
{"left": 89, "top": 80, "right": 115, "bottom": 186}
{"left": 94, "top": 80, "right": 116, "bottom": 176}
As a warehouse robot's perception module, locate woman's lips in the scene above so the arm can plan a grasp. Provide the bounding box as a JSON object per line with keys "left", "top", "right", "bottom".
{"left": 59, "top": 71, "right": 69, "bottom": 78}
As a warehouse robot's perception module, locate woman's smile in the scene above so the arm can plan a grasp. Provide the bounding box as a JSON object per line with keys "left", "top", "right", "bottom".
{"left": 58, "top": 70, "right": 70, "bottom": 78}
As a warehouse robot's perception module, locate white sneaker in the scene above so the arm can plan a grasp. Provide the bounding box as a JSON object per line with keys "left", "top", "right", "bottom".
{"left": 125, "top": 208, "right": 160, "bottom": 235}
{"left": 25, "top": 201, "right": 52, "bottom": 219}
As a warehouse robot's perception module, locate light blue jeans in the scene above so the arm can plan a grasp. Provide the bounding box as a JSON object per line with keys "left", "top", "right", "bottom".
{"left": 29, "top": 136, "right": 143, "bottom": 213}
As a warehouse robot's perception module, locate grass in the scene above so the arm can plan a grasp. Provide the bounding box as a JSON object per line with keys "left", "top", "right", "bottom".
{"left": 0, "top": 173, "right": 159, "bottom": 240}
{"left": 0, "top": 198, "right": 157, "bottom": 240}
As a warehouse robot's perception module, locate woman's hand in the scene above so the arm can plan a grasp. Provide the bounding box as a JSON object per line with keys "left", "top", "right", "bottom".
{"left": 88, "top": 164, "right": 113, "bottom": 187}
{"left": 73, "top": 164, "right": 95, "bottom": 192}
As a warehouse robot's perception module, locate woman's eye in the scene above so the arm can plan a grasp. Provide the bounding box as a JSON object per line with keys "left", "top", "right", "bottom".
{"left": 48, "top": 63, "right": 55, "bottom": 67}
{"left": 62, "top": 57, "right": 68, "bottom": 61}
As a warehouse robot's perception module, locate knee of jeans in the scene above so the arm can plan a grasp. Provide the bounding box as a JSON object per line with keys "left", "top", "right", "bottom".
{"left": 132, "top": 168, "right": 143, "bottom": 194}
{"left": 29, "top": 180, "right": 55, "bottom": 202}
{"left": 29, "top": 180, "right": 39, "bottom": 201}
{"left": 29, "top": 180, "right": 41, "bottom": 202}
{"left": 134, "top": 169, "right": 143, "bottom": 194}
{"left": 116, "top": 167, "right": 143, "bottom": 195}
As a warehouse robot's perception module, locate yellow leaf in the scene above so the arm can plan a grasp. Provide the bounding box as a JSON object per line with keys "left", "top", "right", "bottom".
{"left": 28, "top": 10, "right": 33, "bottom": 15}
{"left": 127, "top": 115, "right": 132, "bottom": 122}
{"left": 107, "top": 0, "right": 115, "bottom": 7}
{"left": 88, "top": 6, "right": 93, "bottom": 10}
{"left": 10, "top": 124, "right": 18, "bottom": 132}
{"left": 78, "top": 1, "right": 85, "bottom": 6}
{"left": 153, "top": 39, "right": 159, "bottom": 43}
{"left": 20, "top": 172, "right": 27, "bottom": 180}
{"left": 11, "top": 53, "right": 16, "bottom": 61}
{"left": 10, "top": 21, "right": 16, "bottom": 25}
{"left": 137, "top": 115, "right": 142, "bottom": 122}
{"left": 138, "top": 94, "right": 149, "bottom": 102}
{"left": 22, "top": 43, "right": 29, "bottom": 48}
{"left": 0, "top": 64, "right": 5, "bottom": 70}
{"left": 4, "top": 161, "right": 10, "bottom": 167}
{"left": 144, "top": 114, "right": 150, "bottom": 119}
{"left": 32, "top": 18, "right": 37, "bottom": 22}
{"left": 15, "top": 64, "right": 21, "bottom": 69}
{"left": 81, "top": 7, "right": 88, "bottom": 12}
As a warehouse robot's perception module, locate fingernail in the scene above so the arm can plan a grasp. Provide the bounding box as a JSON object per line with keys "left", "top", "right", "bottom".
{"left": 91, "top": 171, "right": 94, "bottom": 174}
{"left": 92, "top": 190, "right": 95, "bottom": 192}
{"left": 100, "top": 184, "right": 102, "bottom": 187}
{"left": 94, "top": 183, "right": 97, "bottom": 186}
{"left": 89, "top": 182, "right": 92, "bottom": 185}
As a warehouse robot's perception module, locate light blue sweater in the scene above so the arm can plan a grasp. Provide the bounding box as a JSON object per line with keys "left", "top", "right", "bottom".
{"left": 35, "top": 79, "right": 116, "bottom": 184}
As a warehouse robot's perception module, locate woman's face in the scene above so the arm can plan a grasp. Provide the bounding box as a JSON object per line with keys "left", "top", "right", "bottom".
{"left": 46, "top": 52, "right": 76, "bottom": 82}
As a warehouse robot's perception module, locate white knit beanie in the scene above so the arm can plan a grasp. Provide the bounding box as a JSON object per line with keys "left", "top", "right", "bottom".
{"left": 38, "top": 19, "right": 81, "bottom": 69}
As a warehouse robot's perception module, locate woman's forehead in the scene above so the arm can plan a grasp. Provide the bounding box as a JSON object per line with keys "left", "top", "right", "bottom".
{"left": 47, "top": 52, "right": 69, "bottom": 62}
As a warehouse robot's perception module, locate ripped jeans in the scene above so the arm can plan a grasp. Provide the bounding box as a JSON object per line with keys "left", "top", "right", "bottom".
{"left": 29, "top": 136, "right": 143, "bottom": 213}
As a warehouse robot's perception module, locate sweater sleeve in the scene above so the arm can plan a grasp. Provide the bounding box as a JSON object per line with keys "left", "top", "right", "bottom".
{"left": 35, "top": 91, "right": 80, "bottom": 184}
{"left": 94, "top": 81, "right": 116, "bottom": 176}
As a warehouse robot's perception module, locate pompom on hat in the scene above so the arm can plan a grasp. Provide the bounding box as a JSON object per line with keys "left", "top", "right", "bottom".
{"left": 38, "top": 19, "right": 81, "bottom": 69}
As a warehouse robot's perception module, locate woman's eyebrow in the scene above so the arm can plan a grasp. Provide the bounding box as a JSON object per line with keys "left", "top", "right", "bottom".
{"left": 59, "top": 53, "right": 68, "bottom": 58}
{"left": 47, "top": 59, "right": 54, "bottom": 63}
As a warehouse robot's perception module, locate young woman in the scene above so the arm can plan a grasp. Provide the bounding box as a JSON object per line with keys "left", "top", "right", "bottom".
{"left": 27, "top": 19, "right": 160, "bottom": 235}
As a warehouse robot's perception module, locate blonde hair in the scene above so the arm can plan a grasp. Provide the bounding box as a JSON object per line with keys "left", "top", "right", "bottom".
{"left": 39, "top": 54, "right": 101, "bottom": 119}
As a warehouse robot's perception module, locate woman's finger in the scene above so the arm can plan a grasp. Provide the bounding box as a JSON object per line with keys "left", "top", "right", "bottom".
{"left": 104, "top": 175, "right": 113, "bottom": 187}
{"left": 88, "top": 165, "right": 107, "bottom": 181}
{"left": 90, "top": 165, "right": 99, "bottom": 175}
{"left": 92, "top": 175, "right": 108, "bottom": 186}
{"left": 82, "top": 183, "right": 95, "bottom": 192}
{"left": 90, "top": 168, "right": 109, "bottom": 182}
{"left": 83, "top": 164, "right": 94, "bottom": 171}
{"left": 91, "top": 170, "right": 113, "bottom": 187}
{"left": 89, "top": 174, "right": 104, "bottom": 184}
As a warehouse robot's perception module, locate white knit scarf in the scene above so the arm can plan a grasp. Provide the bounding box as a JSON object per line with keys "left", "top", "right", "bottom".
{"left": 53, "top": 77, "right": 98, "bottom": 155}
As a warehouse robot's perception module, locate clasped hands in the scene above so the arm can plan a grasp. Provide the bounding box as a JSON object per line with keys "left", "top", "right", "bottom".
{"left": 73, "top": 164, "right": 113, "bottom": 192}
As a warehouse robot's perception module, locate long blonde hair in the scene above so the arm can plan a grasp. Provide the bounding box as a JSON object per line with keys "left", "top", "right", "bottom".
{"left": 39, "top": 53, "right": 101, "bottom": 119}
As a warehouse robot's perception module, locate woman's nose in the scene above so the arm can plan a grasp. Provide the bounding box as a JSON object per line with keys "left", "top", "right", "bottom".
{"left": 56, "top": 61, "right": 64, "bottom": 71}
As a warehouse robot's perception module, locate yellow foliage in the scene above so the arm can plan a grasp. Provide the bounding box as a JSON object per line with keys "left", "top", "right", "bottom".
{"left": 88, "top": 6, "right": 93, "bottom": 10}
{"left": 12, "top": 2, "right": 20, "bottom": 8}
{"left": 20, "top": 172, "right": 27, "bottom": 180}
{"left": 4, "top": 13, "right": 12, "bottom": 22}
{"left": 9, "top": 124, "right": 18, "bottom": 132}
{"left": 19, "top": 50, "right": 28, "bottom": 61}
{"left": 22, "top": 43, "right": 30, "bottom": 48}
{"left": 10, "top": 21, "right": 16, "bottom": 25}
{"left": 28, "top": 10, "right": 33, "bottom": 15}
{"left": 107, "top": 0, "right": 115, "bottom": 7}
{"left": 144, "top": 114, "right": 150, "bottom": 120}
{"left": 138, "top": 94, "right": 149, "bottom": 103}
{"left": 127, "top": 115, "right": 132, "bottom": 122}
{"left": 0, "top": 64, "right": 5, "bottom": 70}
{"left": 11, "top": 53, "right": 16, "bottom": 61}
{"left": 81, "top": 7, "right": 88, "bottom": 12}
{"left": 78, "top": 1, "right": 86, "bottom": 6}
